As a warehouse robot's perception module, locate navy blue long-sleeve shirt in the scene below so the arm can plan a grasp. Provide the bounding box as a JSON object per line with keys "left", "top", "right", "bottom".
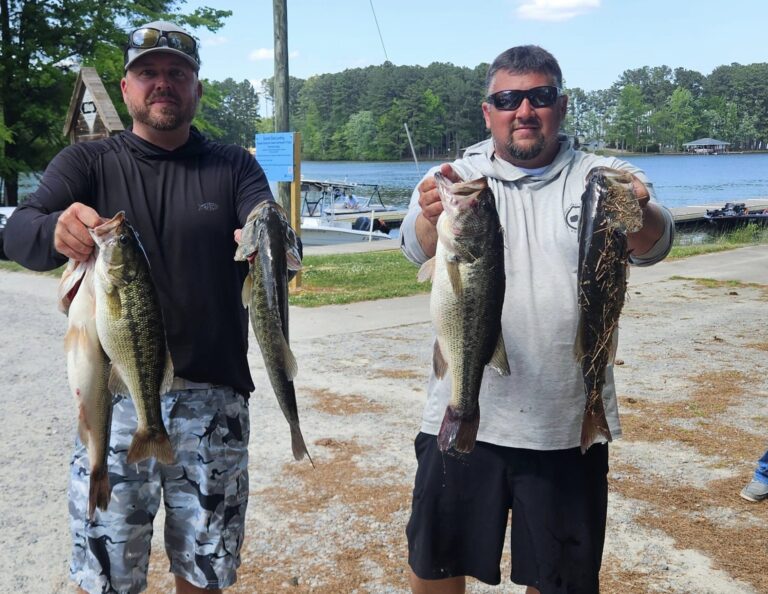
{"left": 5, "top": 128, "right": 272, "bottom": 394}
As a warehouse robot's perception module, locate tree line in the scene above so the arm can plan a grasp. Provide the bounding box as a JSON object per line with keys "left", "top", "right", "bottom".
{"left": 266, "top": 62, "right": 768, "bottom": 161}
{"left": 2, "top": 0, "right": 767, "bottom": 205}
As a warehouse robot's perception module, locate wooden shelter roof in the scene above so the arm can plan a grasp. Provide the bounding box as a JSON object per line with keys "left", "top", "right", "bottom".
{"left": 682, "top": 137, "right": 731, "bottom": 147}
{"left": 63, "top": 67, "right": 124, "bottom": 142}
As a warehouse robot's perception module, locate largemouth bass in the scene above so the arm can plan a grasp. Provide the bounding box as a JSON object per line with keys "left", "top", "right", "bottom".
{"left": 59, "top": 257, "right": 113, "bottom": 519}
{"left": 575, "top": 167, "right": 643, "bottom": 453}
{"left": 235, "top": 201, "right": 312, "bottom": 464}
{"left": 90, "top": 212, "right": 174, "bottom": 465}
{"left": 418, "top": 173, "right": 510, "bottom": 453}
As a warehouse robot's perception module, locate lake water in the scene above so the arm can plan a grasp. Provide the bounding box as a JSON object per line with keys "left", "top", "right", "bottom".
{"left": 17, "top": 152, "right": 768, "bottom": 211}
{"left": 302, "top": 153, "right": 768, "bottom": 210}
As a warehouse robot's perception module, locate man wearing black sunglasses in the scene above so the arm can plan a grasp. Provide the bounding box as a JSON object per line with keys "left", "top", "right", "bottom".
{"left": 5, "top": 19, "right": 274, "bottom": 594}
{"left": 400, "top": 46, "right": 675, "bottom": 594}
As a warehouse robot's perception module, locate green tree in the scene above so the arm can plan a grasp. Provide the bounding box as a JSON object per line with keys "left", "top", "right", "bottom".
{"left": 343, "top": 110, "right": 377, "bottom": 160}
{"left": 609, "top": 84, "right": 648, "bottom": 151}
{"left": 376, "top": 99, "right": 408, "bottom": 160}
{"left": 0, "top": 1, "right": 230, "bottom": 205}
{"left": 200, "top": 78, "right": 260, "bottom": 148}
{"left": 666, "top": 87, "right": 699, "bottom": 150}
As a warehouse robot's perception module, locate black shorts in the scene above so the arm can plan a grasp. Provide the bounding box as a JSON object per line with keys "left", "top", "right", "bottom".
{"left": 406, "top": 432, "right": 608, "bottom": 594}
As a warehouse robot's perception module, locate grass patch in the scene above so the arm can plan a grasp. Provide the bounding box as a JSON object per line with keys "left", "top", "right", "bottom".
{"left": 3, "top": 224, "right": 766, "bottom": 308}
{"left": 0, "top": 260, "right": 62, "bottom": 276}
{"left": 668, "top": 222, "right": 768, "bottom": 259}
{"left": 290, "top": 249, "right": 427, "bottom": 307}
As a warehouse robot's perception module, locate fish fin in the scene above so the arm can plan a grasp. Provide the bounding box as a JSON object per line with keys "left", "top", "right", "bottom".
{"left": 160, "top": 352, "right": 175, "bottom": 395}
{"left": 580, "top": 408, "right": 613, "bottom": 454}
{"left": 58, "top": 259, "right": 91, "bottom": 314}
{"left": 282, "top": 337, "right": 299, "bottom": 381}
{"left": 64, "top": 323, "right": 89, "bottom": 354}
{"left": 127, "top": 428, "right": 175, "bottom": 465}
{"left": 437, "top": 405, "right": 480, "bottom": 454}
{"left": 286, "top": 242, "right": 302, "bottom": 272}
{"left": 77, "top": 403, "right": 90, "bottom": 446}
{"left": 608, "top": 327, "right": 620, "bottom": 363}
{"left": 104, "top": 286, "right": 122, "bottom": 319}
{"left": 241, "top": 274, "right": 253, "bottom": 309}
{"left": 446, "top": 260, "right": 462, "bottom": 295}
{"left": 107, "top": 365, "right": 130, "bottom": 396}
{"left": 432, "top": 340, "right": 448, "bottom": 379}
{"left": 488, "top": 332, "right": 511, "bottom": 376}
{"left": 573, "top": 315, "right": 586, "bottom": 361}
{"left": 417, "top": 258, "right": 436, "bottom": 283}
{"left": 290, "top": 423, "right": 314, "bottom": 468}
{"left": 88, "top": 465, "right": 112, "bottom": 520}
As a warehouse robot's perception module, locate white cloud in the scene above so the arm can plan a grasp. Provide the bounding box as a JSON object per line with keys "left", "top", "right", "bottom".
{"left": 249, "top": 48, "right": 274, "bottom": 61}
{"left": 516, "top": 0, "right": 600, "bottom": 21}
{"left": 248, "top": 48, "right": 299, "bottom": 62}
{"left": 201, "top": 35, "right": 228, "bottom": 47}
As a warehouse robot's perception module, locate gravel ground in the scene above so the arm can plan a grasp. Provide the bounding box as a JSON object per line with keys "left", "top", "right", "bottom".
{"left": 1, "top": 245, "right": 767, "bottom": 593}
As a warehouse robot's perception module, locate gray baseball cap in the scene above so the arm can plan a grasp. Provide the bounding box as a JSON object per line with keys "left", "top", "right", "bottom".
{"left": 124, "top": 21, "right": 200, "bottom": 72}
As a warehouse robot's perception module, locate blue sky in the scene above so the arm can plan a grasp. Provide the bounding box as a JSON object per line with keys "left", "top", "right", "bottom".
{"left": 185, "top": 0, "right": 766, "bottom": 108}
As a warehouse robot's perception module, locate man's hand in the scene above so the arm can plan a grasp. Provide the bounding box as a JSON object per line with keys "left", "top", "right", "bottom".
{"left": 54, "top": 203, "right": 103, "bottom": 261}
{"left": 631, "top": 175, "right": 651, "bottom": 208}
{"left": 414, "top": 163, "right": 462, "bottom": 258}
{"left": 417, "top": 163, "right": 462, "bottom": 226}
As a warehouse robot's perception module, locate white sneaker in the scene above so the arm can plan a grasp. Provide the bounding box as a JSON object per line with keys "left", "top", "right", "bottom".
{"left": 740, "top": 479, "right": 768, "bottom": 502}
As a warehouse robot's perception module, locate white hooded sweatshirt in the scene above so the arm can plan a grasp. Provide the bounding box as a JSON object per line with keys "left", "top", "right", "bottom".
{"left": 400, "top": 138, "right": 674, "bottom": 450}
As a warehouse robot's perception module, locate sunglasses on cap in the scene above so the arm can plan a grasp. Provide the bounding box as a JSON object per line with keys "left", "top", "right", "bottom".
{"left": 129, "top": 27, "right": 198, "bottom": 58}
{"left": 486, "top": 86, "right": 562, "bottom": 111}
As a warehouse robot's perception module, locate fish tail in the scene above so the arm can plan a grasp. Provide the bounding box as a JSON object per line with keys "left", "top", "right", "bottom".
{"left": 437, "top": 405, "right": 480, "bottom": 454}
{"left": 580, "top": 409, "right": 613, "bottom": 454}
{"left": 88, "top": 465, "right": 112, "bottom": 520}
{"left": 290, "top": 423, "right": 314, "bottom": 468}
{"left": 126, "top": 428, "right": 175, "bottom": 465}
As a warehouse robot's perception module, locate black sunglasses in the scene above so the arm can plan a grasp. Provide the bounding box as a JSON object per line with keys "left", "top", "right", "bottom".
{"left": 486, "top": 86, "right": 562, "bottom": 111}
{"left": 129, "top": 27, "right": 198, "bottom": 58}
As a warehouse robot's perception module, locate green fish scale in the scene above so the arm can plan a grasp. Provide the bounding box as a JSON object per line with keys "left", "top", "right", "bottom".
{"left": 577, "top": 170, "right": 637, "bottom": 416}
{"left": 248, "top": 211, "right": 300, "bottom": 425}
{"left": 102, "top": 264, "right": 167, "bottom": 429}
{"left": 437, "top": 207, "right": 505, "bottom": 417}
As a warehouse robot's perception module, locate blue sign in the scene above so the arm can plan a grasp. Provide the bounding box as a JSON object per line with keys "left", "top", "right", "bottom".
{"left": 254, "top": 133, "right": 294, "bottom": 182}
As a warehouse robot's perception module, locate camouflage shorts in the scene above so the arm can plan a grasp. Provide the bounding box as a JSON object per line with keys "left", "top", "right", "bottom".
{"left": 69, "top": 385, "right": 250, "bottom": 593}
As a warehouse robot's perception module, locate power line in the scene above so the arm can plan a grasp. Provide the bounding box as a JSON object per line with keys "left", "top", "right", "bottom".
{"left": 369, "top": 0, "right": 389, "bottom": 62}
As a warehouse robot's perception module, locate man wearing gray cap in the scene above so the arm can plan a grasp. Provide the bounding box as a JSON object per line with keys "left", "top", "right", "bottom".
{"left": 4, "top": 20, "right": 273, "bottom": 594}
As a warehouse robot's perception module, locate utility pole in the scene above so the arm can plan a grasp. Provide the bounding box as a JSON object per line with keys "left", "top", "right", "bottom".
{"left": 273, "top": 0, "right": 290, "bottom": 213}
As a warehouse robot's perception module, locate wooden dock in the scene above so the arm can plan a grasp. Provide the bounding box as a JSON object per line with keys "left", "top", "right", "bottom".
{"left": 670, "top": 198, "right": 768, "bottom": 228}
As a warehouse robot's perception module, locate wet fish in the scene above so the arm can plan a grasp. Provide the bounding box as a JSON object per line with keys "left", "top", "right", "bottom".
{"left": 418, "top": 173, "right": 510, "bottom": 453}
{"left": 575, "top": 167, "right": 643, "bottom": 453}
{"left": 235, "top": 201, "right": 312, "bottom": 464}
{"left": 59, "top": 257, "right": 113, "bottom": 519}
{"left": 90, "top": 212, "right": 174, "bottom": 465}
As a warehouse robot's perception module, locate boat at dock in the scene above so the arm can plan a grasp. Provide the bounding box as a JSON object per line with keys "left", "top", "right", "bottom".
{"left": 299, "top": 178, "right": 407, "bottom": 246}
{"left": 703, "top": 202, "right": 768, "bottom": 231}
{"left": 300, "top": 216, "right": 392, "bottom": 246}
{"left": 300, "top": 179, "right": 408, "bottom": 227}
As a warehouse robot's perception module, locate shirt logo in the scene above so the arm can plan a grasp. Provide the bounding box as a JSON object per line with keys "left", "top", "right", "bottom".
{"left": 565, "top": 204, "right": 580, "bottom": 231}
{"left": 199, "top": 202, "right": 219, "bottom": 212}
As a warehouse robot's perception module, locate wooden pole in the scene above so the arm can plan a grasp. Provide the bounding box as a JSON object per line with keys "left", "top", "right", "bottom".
{"left": 273, "top": 0, "right": 291, "bottom": 214}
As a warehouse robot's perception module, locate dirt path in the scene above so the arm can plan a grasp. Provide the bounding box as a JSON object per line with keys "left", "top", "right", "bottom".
{"left": 0, "top": 247, "right": 766, "bottom": 593}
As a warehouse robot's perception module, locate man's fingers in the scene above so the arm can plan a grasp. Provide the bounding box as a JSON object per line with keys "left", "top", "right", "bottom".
{"left": 631, "top": 176, "right": 650, "bottom": 207}
{"left": 54, "top": 203, "right": 101, "bottom": 260}
{"left": 54, "top": 226, "right": 94, "bottom": 261}
{"left": 439, "top": 163, "right": 462, "bottom": 183}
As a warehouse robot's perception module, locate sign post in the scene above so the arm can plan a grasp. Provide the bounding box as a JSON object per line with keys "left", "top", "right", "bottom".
{"left": 254, "top": 131, "right": 303, "bottom": 288}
